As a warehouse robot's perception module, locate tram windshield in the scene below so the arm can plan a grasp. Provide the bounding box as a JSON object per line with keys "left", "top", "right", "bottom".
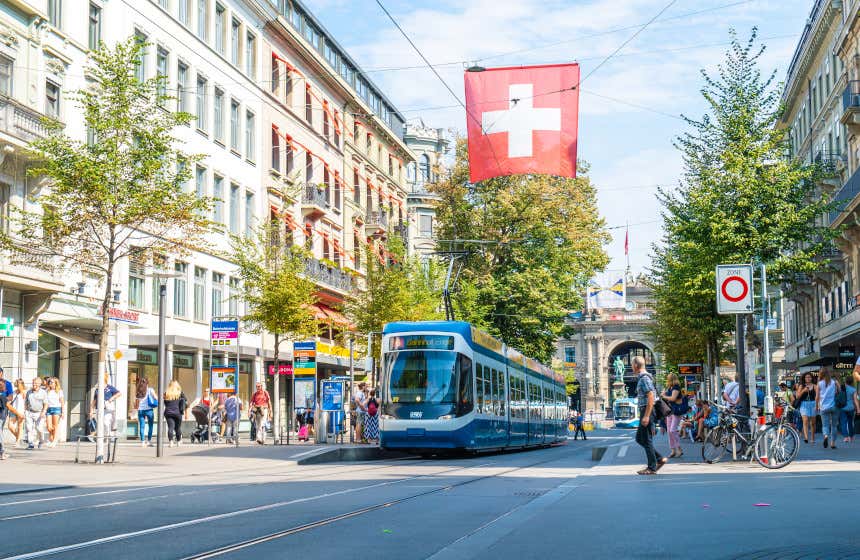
{"left": 614, "top": 401, "right": 637, "bottom": 421}
{"left": 385, "top": 350, "right": 461, "bottom": 404}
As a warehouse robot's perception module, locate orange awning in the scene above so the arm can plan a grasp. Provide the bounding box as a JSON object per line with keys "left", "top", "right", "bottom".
{"left": 315, "top": 303, "right": 351, "bottom": 327}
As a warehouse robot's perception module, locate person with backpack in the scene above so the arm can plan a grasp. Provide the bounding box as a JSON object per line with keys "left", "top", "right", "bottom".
{"left": 663, "top": 373, "right": 685, "bottom": 458}
{"left": 817, "top": 368, "right": 840, "bottom": 449}
{"left": 839, "top": 376, "right": 855, "bottom": 444}
{"left": 223, "top": 394, "right": 241, "bottom": 444}
{"left": 633, "top": 356, "right": 667, "bottom": 475}
{"left": 364, "top": 389, "right": 379, "bottom": 442}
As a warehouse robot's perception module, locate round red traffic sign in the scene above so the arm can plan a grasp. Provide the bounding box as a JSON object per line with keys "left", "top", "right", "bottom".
{"left": 721, "top": 275, "right": 749, "bottom": 303}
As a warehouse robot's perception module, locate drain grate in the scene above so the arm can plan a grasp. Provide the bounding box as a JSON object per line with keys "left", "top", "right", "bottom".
{"left": 513, "top": 490, "right": 546, "bottom": 497}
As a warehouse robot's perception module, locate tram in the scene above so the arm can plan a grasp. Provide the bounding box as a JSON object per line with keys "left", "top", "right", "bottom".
{"left": 612, "top": 397, "right": 640, "bottom": 429}
{"left": 378, "top": 321, "right": 567, "bottom": 452}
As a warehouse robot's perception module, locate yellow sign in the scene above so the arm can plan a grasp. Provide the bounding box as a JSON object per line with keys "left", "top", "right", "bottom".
{"left": 470, "top": 327, "right": 503, "bottom": 353}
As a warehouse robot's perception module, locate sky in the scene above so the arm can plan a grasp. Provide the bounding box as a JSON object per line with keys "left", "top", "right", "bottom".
{"left": 310, "top": 0, "right": 811, "bottom": 276}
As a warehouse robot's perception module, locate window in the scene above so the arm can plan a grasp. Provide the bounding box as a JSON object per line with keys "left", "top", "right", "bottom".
{"left": 323, "top": 109, "right": 330, "bottom": 138}
{"left": 334, "top": 111, "right": 340, "bottom": 145}
{"left": 0, "top": 56, "right": 10, "bottom": 96}
{"left": 245, "top": 32, "right": 256, "bottom": 78}
{"left": 334, "top": 176, "right": 341, "bottom": 210}
{"left": 271, "top": 57, "right": 279, "bottom": 95}
{"left": 228, "top": 277, "right": 240, "bottom": 316}
{"left": 353, "top": 233, "right": 361, "bottom": 269}
{"left": 564, "top": 347, "right": 575, "bottom": 364}
{"left": 285, "top": 137, "right": 294, "bottom": 174}
{"left": 158, "top": 0, "right": 168, "bottom": 8}
{"left": 194, "top": 266, "right": 206, "bottom": 321}
{"left": 48, "top": 0, "right": 61, "bottom": 27}
{"left": 195, "top": 166, "right": 206, "bottom": 203}
{"left": 150, "top": 255, "right": 166, "bottom": 313}
{"left": 271, "top": 128, "right": 280, "bottom": 171}
{"left": 303, "top": 22, "right": 319, "bottom": 48}
{"left": 305, "top": 152, "right": 313, "bottom": 182}
{"left": 215, "top": 4, "right": 226, "bottom": 54}
{"left": 44, "top": 81, "right": 60, "bottom": 119}
{"left": 196, "top": 76, "right": 208, "bottom": 132}
{"left": 289, "top": 5, "right": 302, "bottom": 29}
{"left": 213, "top": 174, "right": 224, "bottom": 224}
{"left": 88, "top": 3, "right": 102, "bottom": 50}
{"left": 284, "top": 72, "right": 293, "bottom": 104}
{"left": 419, "top": 154, "right": 430, "bottom": 183}
{"left": 305, "top": 88, "right": 313, "bottom": 123}
{"left": 174, "top": 262, "right": 188, "bottom": 317}
{"left": 244, "top": 192, "right": 254, "bottom": 237}
{"left": 197, "top": 0, "right": 208, "bottom": 41}
{"left": 230, "top": 99, "right": 240, "bottom": 151}
{"left": 129, "top": 251, "right": 146, "bottom": 310}
{"left": 177, "top": 62, "right": 189, "bottom": 114}
{"left": 419, "top": 214, "right": 433, "bottom": 237}
{"left": 324, "top": 43, "right": 338, "bottom": 68}
{"left": 229, "top": 183, "right": 240, "bottom": 233}
{"left": 179, "top": 0, "right": 190, "bottom": 26}
{"left": 134, "top": 31, "right": 147, "bottom": 83}
{"left": 211, "top": 273, "right": 224, "bottom": 317}
{"left": 245, "top": 111, "right": 255, "bottom": 161}
{"left": 353, "top": 169, "right": 360, "bottom": 204}
{"left": 213, "top": 88, "right": 224, "bottom": 142}
{"left": 388, "top": 155, "right": 393, "bottom": 176}
{"left": 156, "top": 48, "right": 169, "bottom": 101}
{"left": 230, "top": 19, "right": 240, "bottom": 66}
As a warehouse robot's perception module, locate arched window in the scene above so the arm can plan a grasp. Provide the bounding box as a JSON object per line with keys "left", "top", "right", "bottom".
{"left": 406, "top": 162, "right": 416, "bottom": 183}
{"left": 419, "top": 154, "right": 430, "bottom": 183}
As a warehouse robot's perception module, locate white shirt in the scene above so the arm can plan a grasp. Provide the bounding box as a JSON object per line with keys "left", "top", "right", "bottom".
{"left": 46, "top": 389, "right": 63, "bottom": 408}
{"left": 354, "top": 390, "right": 366, "bottom": 413}
{"left": 819, "top": 379, "right": 837, "bottom": 411}
{"left": 137, "top": 387, "right": 156, "bottom": 411}
{"left": 723, "top": 381, "right": 740, "bottom": 405}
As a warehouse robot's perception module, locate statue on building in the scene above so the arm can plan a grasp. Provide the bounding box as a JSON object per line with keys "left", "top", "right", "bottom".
{"left": 613, "top": 356, "right": 625, "bottom": 383}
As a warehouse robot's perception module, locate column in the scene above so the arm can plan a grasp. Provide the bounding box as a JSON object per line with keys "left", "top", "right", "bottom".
{"left": 59, "top": 339, "right": 69, "bottom": 442}
{"left": 253, "top": 356, "right": 263, "bottom": 386}
{"left": 195, "top": 348, "right": 204, "bottom": 400}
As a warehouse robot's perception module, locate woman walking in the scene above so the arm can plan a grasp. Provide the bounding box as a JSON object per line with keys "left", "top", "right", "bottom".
{"left": 840, "top": 377, "right": 856, "bottom": 444}
{"left": 796, "top": 372, "right": 818, "bottom": 444}
{"left": 163, "top": 380, "right": 186, "bottom": 447}
{"left": 663, "top": 374, "right": 683, "bottom": 458}
{"left": 7, "top": 379, "right": 26, "bottom": 446}
{"left": 134, "top": 377, "right": 157, "bottom": 447}
{"left": 44, "top": 378, "right": 64, "bottom": 447}
{"left": 817, "top": 368, "right": 839, "bottom": 449}
{"left": 364, "top": 389, "right": 380, "bottom": 443}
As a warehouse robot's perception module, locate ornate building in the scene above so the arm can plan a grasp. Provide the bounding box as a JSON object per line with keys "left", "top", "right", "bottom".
{"left": 403, "top": 120, "right": 448, "bottom": 258}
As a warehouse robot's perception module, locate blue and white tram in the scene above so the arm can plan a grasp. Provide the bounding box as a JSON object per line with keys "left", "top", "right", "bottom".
{"left": 612, "top": 397, "right": 640, "bottom": 429}
{"left": 379, "top": 321, "right": 567, "bottom": 452}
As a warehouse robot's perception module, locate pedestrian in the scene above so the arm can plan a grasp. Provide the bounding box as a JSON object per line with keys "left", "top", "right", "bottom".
{"left": 88, "top": 373, "right": 122, "bottom": 440}
{"left": 353, "top": 382, "right": 367, "bottom": 443}
{"left": 223, "top": 393, "right": 241, "bottom": 444}
{"left": 840, "top": 377, "right": 856, "bottom": 444}
{"left": 250, "top": 381, "right": 272, "bottom": 445}
{"left": 663, "top": 373, "right": 683, "bottom": 458}
{"left": 133, "top": 376, "right": 157, "bottom": 447}
{"left": 365, "top": 389, "right": 379, "bottom": 442}
{"left": 24, "top": 377, "right": 47, "bottom": 450}
{"left": 573, "top": 411, "right": 586, "bottom": 440}
{"left": 7, "top": 379, "right": 25, "bottom": 446}
{"left": 44, "top": 378, "right": 64, "bottom": 448}
{"left": 722, "top": 373, "right": 740, "bottom": 409}
{"left": 796, "top": 372, "right": 818, "bottom": 444}
{"left": 633, "top": 356, "right": 666, "bottom": 475}
{"left": 163, "top": 380, "right": 186, "bottom": 447}
{"left": 817, "top": 367, "right": 839, "bottom": 449}
{"left": 0, "top": 369, "right": 10, "bottom": 460}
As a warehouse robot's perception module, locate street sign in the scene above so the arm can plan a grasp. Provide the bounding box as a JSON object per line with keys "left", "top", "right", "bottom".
{"left": 716, "top": 264, "right": 753, "bottom": 314}
{"left": 210, "top": 365, "right": 238, "bottom": 394}
{"left": 0, "top": 317, "right": 14, "bottom": 337}
{"left": 321, "top": 380, "right": 344, "bottom": 412}
{"left": 293, "top": 341, "right": 317, "bottom": 376}
{"left": 211, "top": 319, "right": 239, "bottom": 349}
{"left": 111, "top": 347, "right": 138, "bottom": 361}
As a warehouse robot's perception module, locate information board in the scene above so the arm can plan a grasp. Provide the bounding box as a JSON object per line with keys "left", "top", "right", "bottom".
{"left": 321, "top": 380, "right": 344, "bottom": 412}
{"left": 211, "top": 319, "right": 239, "bottom": 349}
{"left": 210, "top": 365, "right": 238, "bottom": 394}
{"left": 293, "top": 378, "right": 315, "bottom": 410}
{"left": 293, "top": 341, "right": 317, "bottom": 376}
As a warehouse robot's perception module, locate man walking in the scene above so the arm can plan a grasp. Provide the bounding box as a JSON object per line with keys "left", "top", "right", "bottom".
{"left": 573, "top": 410, "right": 586, "bottom": 440}
{"left": 633, "top": 356, "right": 666, "bottom": 475}
{"left": 249, "top": 382, "right": 271, "bottom": 445}
{"left": 25, "top": 378, "right": 47, "bottom": 450}
{"left": 353, "top": 382, "right": 367, "bottom": 443}
{"left": 0, "top": 368, "right": 10, "bottom": 459}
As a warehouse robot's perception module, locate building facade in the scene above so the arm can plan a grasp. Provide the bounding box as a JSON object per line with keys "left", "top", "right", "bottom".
{"left": 0, "top": 0, "right": 414, "bottom": 441}
{"left": 403, "top": 120, "right": 448, "bottom": 258}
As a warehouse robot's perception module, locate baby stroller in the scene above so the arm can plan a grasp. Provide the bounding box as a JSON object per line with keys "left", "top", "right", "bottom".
{"left": 190, "top": 404, "right": 221, "bottom": 443}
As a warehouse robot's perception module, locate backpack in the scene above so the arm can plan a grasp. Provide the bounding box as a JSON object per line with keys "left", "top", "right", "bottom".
{"left": 367, "top": 399, "right": 378, "bottom": 417}
{"left": 836, "top": 387, "right": 848, "bottom": 409}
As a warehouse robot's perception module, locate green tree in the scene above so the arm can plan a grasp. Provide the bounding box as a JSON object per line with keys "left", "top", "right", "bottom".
{"left": 650, "top": 29, "right": 836, "bottom": 376}
{"left": 1, "top": 40, "right": 210, "bottom": 461}
{"left": 433, "top": 139, "right": 609, "bottom": 362}
{"left": 230, "top": 221, "right": 319, "bottom": 439}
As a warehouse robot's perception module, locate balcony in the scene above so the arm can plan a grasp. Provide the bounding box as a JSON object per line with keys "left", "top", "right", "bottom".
{"left": 841, "top": 81, "right": 860, "bottom": 134}
{"left": 364, "top": 210, "right": 388, "bottom": 237}
{"left": 0, "top": 95, "right": 56, "bottom": 144}
{"left": 0, "top": 237, "right": 64, "bottom": 292}
{"left": 829, "top": 165, "right": 860, "bottom": 225}
{"left": 814, "top": 151, "right": 846, "bottom": 191}
{"left": 301, "top": 183, "right": 329, "bottom": 219}
{"left": 303, "top": 257, "right": 353, "bottom": 293}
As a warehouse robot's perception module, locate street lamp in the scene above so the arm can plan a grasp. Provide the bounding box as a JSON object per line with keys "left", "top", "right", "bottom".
{"left": 147, "top": 269, "right": 182, "bottom": 458}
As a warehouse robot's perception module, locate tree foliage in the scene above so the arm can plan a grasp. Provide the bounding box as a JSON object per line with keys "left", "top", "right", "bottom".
{"left": 433, "top": 139, "right": 609, "bottom": 363}
{"left": 650, "top": 29, "right": 837, "bottom": 368}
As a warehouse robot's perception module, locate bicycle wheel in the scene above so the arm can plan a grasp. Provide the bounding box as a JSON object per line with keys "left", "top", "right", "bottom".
{"left": 754, "top": 424, "right": 800, "bottom": 469}
{"left": 702, "top": 428, "right": 726, "bottom": 463}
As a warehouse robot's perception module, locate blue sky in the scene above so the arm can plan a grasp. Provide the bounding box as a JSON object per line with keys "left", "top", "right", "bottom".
{"left": 312, "top": 0, "right": 811, "bottom": 275}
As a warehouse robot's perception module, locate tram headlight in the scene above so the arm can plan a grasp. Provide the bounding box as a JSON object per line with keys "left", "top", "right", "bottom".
{"left": 437, "top": 414, "right": 454, "bottom": 420}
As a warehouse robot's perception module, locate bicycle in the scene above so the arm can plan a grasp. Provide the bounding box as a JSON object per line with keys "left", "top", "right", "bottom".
{"left": 701, "top": 400, "right": 800, "bottom": 469}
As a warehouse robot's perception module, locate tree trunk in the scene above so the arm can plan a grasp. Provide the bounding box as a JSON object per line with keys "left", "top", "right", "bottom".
{"left": 273, "top": 333, "right": 279, "bottom": 444}
{"left": 95, "top": 258, "right": 114, "bottom": 463}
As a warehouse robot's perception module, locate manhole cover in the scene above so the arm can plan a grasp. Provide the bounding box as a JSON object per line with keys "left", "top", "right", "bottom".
{"left": 728, "top": 545, "right": 860, "bottom": 559}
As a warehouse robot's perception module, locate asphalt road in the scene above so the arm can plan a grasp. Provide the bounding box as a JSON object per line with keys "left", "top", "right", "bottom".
{"left": 3, "top": 431, "right": 860, "bottom": 560}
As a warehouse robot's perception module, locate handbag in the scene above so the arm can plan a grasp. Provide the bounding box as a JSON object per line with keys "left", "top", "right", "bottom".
{"left": 146, "top": 390, "right": 158, "bottom": 409}
{"left": 654, "top": 398, "right": 672, "bottom": 420}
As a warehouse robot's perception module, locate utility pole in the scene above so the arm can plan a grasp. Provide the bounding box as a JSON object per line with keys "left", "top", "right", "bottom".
{"left": 735, "top": 314, "right": 750, "bottom": 417}
{"left": 761, "top": 263, "right": 773, "bottom": 413}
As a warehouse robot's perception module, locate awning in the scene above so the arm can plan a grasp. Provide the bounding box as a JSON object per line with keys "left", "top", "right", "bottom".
{"left": 39, "top": 297, "right": 101, "bottom": 330}
{"left": 317, "top": 303, "right": 350, "bottom": 327}
{"left": 40, "top": 326, "right": 99, "bottom": 350}
{"left": 310, "top": 304, "right": 329, "bottom": 321}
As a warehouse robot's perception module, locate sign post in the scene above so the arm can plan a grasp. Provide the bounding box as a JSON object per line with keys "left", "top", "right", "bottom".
{"left": 211, "top": 317, "right": 240, "bottom": 448}
{"left": 716, "top": 264, "right": 754, "bottom": 416}
{"left": 293, "top": 341, "right": 317, "bottom": 442}
{"left": 322, "top": 380, "right": 345, "bottom": 443}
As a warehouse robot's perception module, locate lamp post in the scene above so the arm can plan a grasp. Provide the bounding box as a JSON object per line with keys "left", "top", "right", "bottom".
{"left": 147, "top": 269, "right": 182, "bottom": 458}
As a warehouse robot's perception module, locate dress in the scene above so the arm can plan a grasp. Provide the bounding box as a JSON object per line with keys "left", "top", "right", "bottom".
{"left": 364, "top": 398, "right": 379, "bottom": 440}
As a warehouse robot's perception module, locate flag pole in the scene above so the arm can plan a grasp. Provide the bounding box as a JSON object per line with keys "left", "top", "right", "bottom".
{"left": 624, "top": 222, "right": 630, "bottom": 276}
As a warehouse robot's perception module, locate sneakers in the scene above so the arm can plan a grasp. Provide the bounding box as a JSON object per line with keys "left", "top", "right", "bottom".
{"left": 168, "top": 441, "right": 174, "bottom": 448}
{"left": 27, "top": 444, "right": 34, "bottom": 450}
{"left": 141, "top": 441, "right": 147, "bottom": 447}
{"left": 823, "top": 436, "right": 828, "bottom": 449}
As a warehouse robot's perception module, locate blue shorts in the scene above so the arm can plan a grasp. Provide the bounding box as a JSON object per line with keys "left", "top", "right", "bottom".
{"left": 46, "top": 407, "right": 62, "bottom": 416}
{"left": 800, "top": 400, "right": 817, "bottom": 417}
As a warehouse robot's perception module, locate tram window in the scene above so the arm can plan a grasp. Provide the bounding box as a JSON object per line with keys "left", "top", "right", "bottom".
{"left": 483, "top": 371, "right": 491, "bottom": 416}
{"left": 498, "top": 371, "right": 506, "bottom": 417}
{"left": 491, "top": 369, "right": 498, "bottom": 416}
{"left": 476, "top": 364, "right": 484, "bottom": 414}
{"left": 457, "top": 355, "right": 473, "bottom": 415}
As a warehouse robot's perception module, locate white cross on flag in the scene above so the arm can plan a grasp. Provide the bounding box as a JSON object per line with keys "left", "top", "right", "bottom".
{"left": 464, "top": 63, "right": 580, "bottom": 183}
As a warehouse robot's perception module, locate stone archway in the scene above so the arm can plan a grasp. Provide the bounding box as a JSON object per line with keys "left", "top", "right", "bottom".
{"left": 605, "top": 340, "right": 657, "bottom": 405}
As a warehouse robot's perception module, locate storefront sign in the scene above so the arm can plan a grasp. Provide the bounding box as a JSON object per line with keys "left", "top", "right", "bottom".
{"left": 293, "top": 377, "right": 315, "bottom": 409}
{"left": 321, "top": 380, "right": 344, "bottom": 412}
{"left": 103, "top": 307, "right": 140, "bottom": 325}
{"left": 173, "top": 353, "right": 194, "bottom": 369}
{"left": 211, "top": 365, "right": 238, "bottom": 394}
{"left": 0, "top": 317, "right": 14, "bottom": 337}
{"left": 134, "top": 348, "right": 157, "bottom": 364}
{"left": 267, "top": 363, "right": 294, "bottom": 376}
{"left": 293, "top": 341, "right": 317, "bottom": 377}
{"left": 211, "top": 319, "right": 239, "bottom": 349}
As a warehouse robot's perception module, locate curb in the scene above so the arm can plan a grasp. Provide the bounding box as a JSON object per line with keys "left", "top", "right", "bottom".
{"left": 296, "top": 446, "right": 411, "bottom": 465}
{"left": 0, "top": 485, "right": 74, "bottom": 497}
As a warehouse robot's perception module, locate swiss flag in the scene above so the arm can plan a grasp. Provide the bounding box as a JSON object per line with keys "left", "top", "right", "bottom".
{"left": 464, "top": 63, "right": 580, "bottom": 183}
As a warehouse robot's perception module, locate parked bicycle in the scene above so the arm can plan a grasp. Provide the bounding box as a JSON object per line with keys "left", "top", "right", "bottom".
{"left": 702, "top": 400, "right": 800, "bottom": 469}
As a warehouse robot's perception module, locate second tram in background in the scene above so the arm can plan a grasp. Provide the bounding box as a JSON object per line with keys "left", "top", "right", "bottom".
{"left": 612, "top": 397, "right": 640, "bottom": 428}
{"left": 378, "top": 321, "right": 567, "bottom": 453}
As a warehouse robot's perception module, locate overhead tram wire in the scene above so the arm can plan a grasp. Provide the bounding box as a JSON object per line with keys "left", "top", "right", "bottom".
{"left": 373, "top": 0, "right": 507, "bottom": 178}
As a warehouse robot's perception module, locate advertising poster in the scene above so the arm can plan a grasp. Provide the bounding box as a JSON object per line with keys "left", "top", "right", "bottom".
{"left": 211, "top": 365, "right": 238, "bottom": 394}
{"left": 294, "top": 378, "right": 315, "bottom": 410}
{"left": 321, "top": 380, "right": 344, "bottom": 412}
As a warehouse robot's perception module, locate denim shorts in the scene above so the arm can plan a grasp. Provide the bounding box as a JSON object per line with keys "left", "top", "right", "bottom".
{"left": 46, "top": 407, "right": 62, "bottom": 416}
{"left": 800, "top": 400, "right": 817, "bottom": 417}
